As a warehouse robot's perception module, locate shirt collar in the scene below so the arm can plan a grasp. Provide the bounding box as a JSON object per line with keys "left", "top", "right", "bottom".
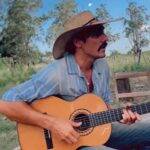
{"left": 65, "top": 54, "right": 103, "bottom": 76}
{"left": 65, "top": 54, "right": 82, "bottom": 76}
{"left": 93, "top": 59, "right": 103, "bottom": 74}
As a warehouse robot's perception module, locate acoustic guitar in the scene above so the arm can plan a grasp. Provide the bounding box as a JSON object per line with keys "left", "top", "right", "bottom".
{"left": 17, "top": 94, "right": 150, "bottom": 150}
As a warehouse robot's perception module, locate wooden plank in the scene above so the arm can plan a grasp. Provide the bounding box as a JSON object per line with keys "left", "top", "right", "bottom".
{"left": 114, "top": 79, "right": 119, "bottom": 101}
{"left": 114, "top": 71, "right": 150, "bottom": 79}
{"left": 118, "top": 91, "right": 150, "bottom": 98}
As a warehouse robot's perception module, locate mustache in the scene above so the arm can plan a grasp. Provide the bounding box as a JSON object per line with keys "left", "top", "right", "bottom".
{"left": 98, "top": 41, "right": 108, "bottom": 51}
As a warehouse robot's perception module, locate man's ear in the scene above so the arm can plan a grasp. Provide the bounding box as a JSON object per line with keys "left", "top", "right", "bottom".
{"left": 73, "top": 39, "right": 83, "bottom": 48}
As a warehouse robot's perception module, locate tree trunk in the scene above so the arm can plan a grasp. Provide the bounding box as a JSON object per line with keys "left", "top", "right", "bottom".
{"left": 137, "top": 49, "right": 141, "bottom": 64}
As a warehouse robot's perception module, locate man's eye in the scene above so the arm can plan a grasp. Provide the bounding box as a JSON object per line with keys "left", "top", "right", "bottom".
{"left": 91, "top": 35, "right": 99, "bottom": 38}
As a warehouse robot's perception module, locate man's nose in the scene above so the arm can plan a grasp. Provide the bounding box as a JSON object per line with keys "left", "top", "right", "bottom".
{"left": 99, "top": 34, "right": 109, "bottom": 42}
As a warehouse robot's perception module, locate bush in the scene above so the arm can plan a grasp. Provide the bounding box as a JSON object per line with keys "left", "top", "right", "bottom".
{"left": 121, "top": 63, "right": 148, "bottom": 72}
{"left": 0, "top": 61, "right": 36, "bottom": 95}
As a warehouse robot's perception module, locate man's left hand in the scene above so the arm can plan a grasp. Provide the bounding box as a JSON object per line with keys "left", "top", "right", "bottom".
{"left": 120, "top": 106, "right": 141, "bottom": 124}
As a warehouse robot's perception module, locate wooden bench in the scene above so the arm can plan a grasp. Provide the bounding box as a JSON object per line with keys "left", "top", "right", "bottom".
{"left": 114, "top": 71, "right": 150, "bottom": 101}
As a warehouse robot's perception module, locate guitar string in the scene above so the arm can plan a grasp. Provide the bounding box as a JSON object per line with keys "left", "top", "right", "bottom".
{"left": 73, "top": 109, "right": 123, "bottom": 129}
{"left": 73, "top": 104, "right": 150, "bottom": 129}
{"left": 71, "top": 103, "right": 150, "bottom": 121}
{"left": 75, "top": 110, "right": 122, "bottom": 128}
{"left": 71, "top": 103, "right": 150, "bottom": 128}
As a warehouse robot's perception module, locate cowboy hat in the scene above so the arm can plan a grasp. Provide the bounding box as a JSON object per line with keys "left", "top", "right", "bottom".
{"left": 52, "top": 11, "right": 123, "bottom": 59}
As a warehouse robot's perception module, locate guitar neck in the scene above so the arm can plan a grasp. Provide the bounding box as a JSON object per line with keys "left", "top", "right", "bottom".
{"left": 88, "top": 102, "right": 150, "bottom": 127}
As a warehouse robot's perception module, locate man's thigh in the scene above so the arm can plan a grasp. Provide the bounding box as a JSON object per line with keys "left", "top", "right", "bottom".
{"left": 105, "top": 114, "right": 150, "bottom": 149}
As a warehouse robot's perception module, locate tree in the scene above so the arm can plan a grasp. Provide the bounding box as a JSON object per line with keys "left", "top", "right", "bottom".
{"left": 46, "top": 0, "right": 77, "bottom": 47}
{"left": 96, "top": 4, "right": 120, "bottom": 42}
{"left": 0, "top": 0, "right": 44, "bottom": 64}
{"left": 124, "top": 2, "right": 149, "bottom": 64}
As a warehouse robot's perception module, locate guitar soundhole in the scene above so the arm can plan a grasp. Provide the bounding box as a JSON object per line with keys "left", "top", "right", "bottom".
{"left": 74, "top": 113, "right": 90, "bottom": 131}
{"left": 70, "top": 109, "right": 93, "bottom": 136}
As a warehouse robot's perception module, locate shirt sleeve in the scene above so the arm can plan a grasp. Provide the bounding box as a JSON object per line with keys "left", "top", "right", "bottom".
{"left": 2, "top": 62, "right": 60, "bottom": 102}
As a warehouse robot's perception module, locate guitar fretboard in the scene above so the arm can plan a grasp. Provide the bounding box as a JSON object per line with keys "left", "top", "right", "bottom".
{"left": 87, "top": 102, "right": 150, "bottom": 128}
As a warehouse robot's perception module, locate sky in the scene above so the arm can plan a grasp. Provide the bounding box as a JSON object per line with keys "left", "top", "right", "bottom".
{"left": 37, "top": 0, "right": 150, "bottom": 55}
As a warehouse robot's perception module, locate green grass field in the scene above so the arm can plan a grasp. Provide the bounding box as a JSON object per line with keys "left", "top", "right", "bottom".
{"left": 0, "top": 51, "right": 150, "bottom": 150}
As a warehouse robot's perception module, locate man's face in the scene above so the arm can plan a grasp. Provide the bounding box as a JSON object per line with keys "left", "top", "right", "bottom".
{"left": 80, "top": 34, "right": 108, "bottom": 59}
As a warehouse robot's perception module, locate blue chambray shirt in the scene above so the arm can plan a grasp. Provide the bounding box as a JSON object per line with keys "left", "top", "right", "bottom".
{"left": 2, "top": 54, "right": 112, "bottom": 103}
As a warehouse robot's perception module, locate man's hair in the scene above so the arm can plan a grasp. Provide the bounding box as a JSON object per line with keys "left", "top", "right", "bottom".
{"left": 65, "top": 24, "right": 105, "bottom": 54}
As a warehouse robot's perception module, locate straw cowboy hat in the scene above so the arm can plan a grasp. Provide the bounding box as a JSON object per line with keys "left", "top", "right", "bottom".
{"left": 52, "top": 11, "right": 123, "bottom": 59}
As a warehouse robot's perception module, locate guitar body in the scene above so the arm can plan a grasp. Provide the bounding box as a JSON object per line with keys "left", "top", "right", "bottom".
{"left": 17, "top": 94, "right": 111, "bottom": 150}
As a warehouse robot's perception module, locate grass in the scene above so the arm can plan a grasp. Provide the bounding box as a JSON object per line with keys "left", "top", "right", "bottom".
{"left": 0, "top": 51, "right": 150, "bottom": 149}
{"left": 0, "top": 60, "right": 37, "bottom": 149}
{"left": 0, "top": 59, "right": 36, "bottom": 95}
{"left": 107, "top": 51, "right": 150, "bottom": 72}
{"left": 0, "top": 115, "right": 18, "bottom": 150}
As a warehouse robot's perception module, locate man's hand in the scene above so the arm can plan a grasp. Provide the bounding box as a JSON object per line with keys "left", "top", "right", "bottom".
{"left": 120, "top": 105, "right": 141, "bottom": 124}
{"left": 50, "top": 118, "right": 81, "bottom": 144}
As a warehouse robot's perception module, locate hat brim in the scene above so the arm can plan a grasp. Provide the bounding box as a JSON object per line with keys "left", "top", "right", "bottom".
{"left": 52, "top": 20, "right": 104, "bottom": 59}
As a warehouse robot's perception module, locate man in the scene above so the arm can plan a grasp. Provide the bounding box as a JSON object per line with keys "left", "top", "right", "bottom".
{"left": 0, "top": 11, "right": 150, "bottom": 150}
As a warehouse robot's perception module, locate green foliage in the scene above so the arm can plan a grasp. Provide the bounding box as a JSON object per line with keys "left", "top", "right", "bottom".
{"left": 121, "top": 63, "right": 146, "bottom": 72}
{"left": 46, "top": 0, "right": 77, "bottom": 45}
{"left": 0, "top": 0, "right": 44, "bottom": 64}
{"left": 96, "top": 4, "right": 120, "bottom": 42}
{"left": 0, "top": 59, "right": 36, "bottom": 95}
{"left": 124, "top": 2, "right": 149, "bottom": 64}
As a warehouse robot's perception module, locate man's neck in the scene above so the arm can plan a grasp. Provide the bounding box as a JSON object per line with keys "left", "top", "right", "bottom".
{"left": 74, "top": 51, "right": 94, "bottom": 72}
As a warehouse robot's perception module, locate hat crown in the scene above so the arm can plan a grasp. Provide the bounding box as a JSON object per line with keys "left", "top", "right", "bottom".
{"left": 53, "top": 11, "right": 104, "bottom": 59}
{"left": 64, "top": 11, "right": 95, "bottom": 32}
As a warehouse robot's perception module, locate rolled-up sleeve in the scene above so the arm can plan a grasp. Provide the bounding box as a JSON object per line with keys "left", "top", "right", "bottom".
{"left": 2, "top": 62, "right": 59, "bottom": 102}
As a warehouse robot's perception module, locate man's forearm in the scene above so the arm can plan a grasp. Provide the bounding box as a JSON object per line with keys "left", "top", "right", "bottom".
{"left": 0, "top": 100, "right": 55, "bottom": 129}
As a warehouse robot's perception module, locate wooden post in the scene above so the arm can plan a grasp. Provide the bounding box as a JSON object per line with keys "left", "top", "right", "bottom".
{"left": 115, "top": 78, "right": 133, "bottom": 101}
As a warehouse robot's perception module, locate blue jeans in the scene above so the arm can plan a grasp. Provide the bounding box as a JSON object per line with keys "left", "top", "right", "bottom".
{"left": 80, "top": 114, "right": 150, "bottom": 150}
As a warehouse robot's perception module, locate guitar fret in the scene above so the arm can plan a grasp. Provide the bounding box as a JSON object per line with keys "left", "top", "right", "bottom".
{"left": 144, "top": 103, "right": 148, "bottom": 113}
{"left": 110, "top": 109, "right": 117, "bottom": 122}
{"left": 114, "top": 109, "right": 119, "bottom": 121}
{"left": 96, "top": 113, "right": 101, "bottom": 125}
{"left": 89, "top": 113, "right": 97, "bottom": 127}
{"left": 140, "top": 103, "right": 147, "bottom": 114}
{"left": 91, "top": 113, "right": 96, "bottom": 127}
{"left": 139, "top": 104, "right": 143, "bottom": 114}
{"left": 105, "top": 112, "right": 109, "bottom": 123}
{"left": 116, "top": 108, "right": 122, "bottom": 121}
{"left": 106, "top": 110, "right": 112, "bottom": 123}
{"left": 101, "top": 111, "right": 107, "bottom": 124}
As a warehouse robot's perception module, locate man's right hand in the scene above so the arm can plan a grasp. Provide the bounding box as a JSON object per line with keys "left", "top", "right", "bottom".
{"left": 50, "top": 118, "right": 82, "bottom": 144}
